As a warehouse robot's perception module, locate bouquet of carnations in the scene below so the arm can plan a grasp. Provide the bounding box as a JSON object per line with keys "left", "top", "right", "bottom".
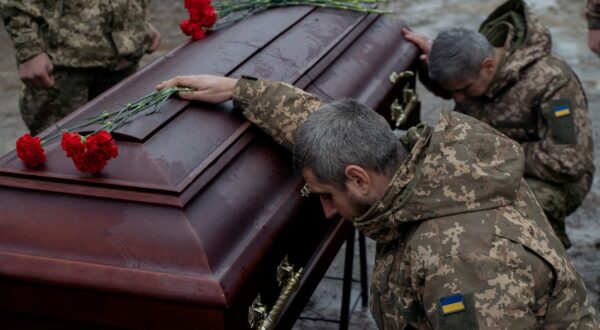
{"left": 180, "top": 0, "right": 390, "bottom": 40}
{"left": 15, "top": 87, "right": 192, "bottom": 174}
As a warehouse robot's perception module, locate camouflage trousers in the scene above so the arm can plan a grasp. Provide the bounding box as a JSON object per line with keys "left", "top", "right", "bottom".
{"left": 525, "top": 176, "right": 584, "bottom": 249}
{"left": 20, "top": 65, "right": 138, "bottom": 136}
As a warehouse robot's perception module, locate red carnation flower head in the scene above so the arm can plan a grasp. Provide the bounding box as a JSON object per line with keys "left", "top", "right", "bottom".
{"left": 185, "top": 0, "right": 210, "bottom": 8}
{"left": 86, "top": 131, "right": 119, "bottom": 159}
{"left": 72, "top": 151, "right": 109, "bottom": 174}
{"left": 181, "top": 0, "right": 216, "bottom": 40}
{"left": 16, "top": 134, "right": 46, "bottom": 168}
{"left": 184, "top": 0, "right": 195, "bottom": 9}
{"left": 62, "top": 130, "right": 119, "bottom": 174}
{"left": 181, "top": 20, "right": 206, "bottom": 40}
{"left": 180, "top": 19, "right": 192, "bottom": 34}
{"left": 200, "top": 6, "right": 217, "bottom": 27}
{"left": 191, "top": 27, "right": 206, "bottom": 40}
{"left": 61, "top": 132, "right": 85, "bottom": 158}
{"left": 188, "top": 7, "right": 203, "bottom": 21}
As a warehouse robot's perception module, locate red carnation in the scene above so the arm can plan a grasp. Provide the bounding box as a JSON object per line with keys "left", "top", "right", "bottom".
{"left": 188, "top": 7, "right": 203, "bottom": 21}
{"left": 185, "top": 0, "right": 210, "bottom": 8}
{"left": 181, "top": 19, "right": 207, "bottom": 40}
{"left": 181, "top": 0, "right": 217, "bottom": 40}
{"left": 62, "top": 131, "right": 119, "bottom": 174}
{"left": 180, "top": 19, "right": 192, "bottom": 34}
{"left": 184, "top": 0, "right": 196, "bottom": 9}
{"left": 200, "top": 6, "right": 217, "bottom": 27}
{"left": 16, "top": 134, "right": 46, "bottom": 168}
{"left": 72, "top": 152, "right": 109, "bottom": 174}
{"left": 86, "top": 131, "right": 119, "bottom": 159}
{"left": 191, "top": 27, "right": 206, "bottom": 40}
{"left": 61, "top": 132, "right": 85, "bottom": 158}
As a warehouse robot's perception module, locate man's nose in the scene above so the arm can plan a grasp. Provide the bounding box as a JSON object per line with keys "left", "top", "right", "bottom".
{"left": 320, "top": 198, "right": 337, "bottom": 219}
{"left": 452, "top": 92, "right": 466, "bottom": 103}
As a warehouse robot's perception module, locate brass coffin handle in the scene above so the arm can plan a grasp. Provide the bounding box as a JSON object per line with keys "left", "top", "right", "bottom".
{"left": 248, "top": 255, "right": 304, "bottom": 330}
{"left": 390, "top": 86, "right": 419, "bottom": 128}
{"left": 388, "top": 70, "right": 414, "bottom": 84}
{"left": 248, "top": 295, "right": 267, "bottom": 329}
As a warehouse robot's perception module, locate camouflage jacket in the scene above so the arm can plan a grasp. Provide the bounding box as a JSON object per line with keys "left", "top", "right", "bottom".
{"left": 0, "top": 0, "right": 152, "bottom": 70}
{"left": 232, "top": 77, "right": 599, "bottom": 329}
{"left": 588, "top": 0, "right": 600, "bottom": 29}
{"left": 422, "top": 0, "right": 594, "bottom": 203}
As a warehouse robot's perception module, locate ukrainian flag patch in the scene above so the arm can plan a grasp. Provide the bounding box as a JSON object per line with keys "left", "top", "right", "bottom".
{"left": 553, "top": 103, "right": 571, "bottom": 117}
{"left": 440, "top": 294, "right": 466, "bottom": 315}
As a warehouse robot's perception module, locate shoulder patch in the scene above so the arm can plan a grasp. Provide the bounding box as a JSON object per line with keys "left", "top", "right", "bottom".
{"left": 545, "top": 99, "right": 576, "bottom": 145}
{"left": 436, "top": 293, "right": 479, "bottom": 329}
{"left": 440, "top": 294, "right": 466, "bottom": 315}
{"left": 552, "top": 101, "right": 571, "bottom": 117}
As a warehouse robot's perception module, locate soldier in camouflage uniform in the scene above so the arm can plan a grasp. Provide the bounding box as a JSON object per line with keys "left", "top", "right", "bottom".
{"left": 402, "top": 0, "right": 594, "bottom": 249}
{"left": 157, "top": 74, "right": 599, "bottom": 328}
{"left": 588, "top": 0, "right": 600, "bottom": 54}
{"left": 0, "top": 0, "right": 160, "bottom": 135}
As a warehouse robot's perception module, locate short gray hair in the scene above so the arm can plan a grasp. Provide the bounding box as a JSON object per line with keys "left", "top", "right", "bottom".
{"left": 429, "top": 28, "right": 494, "bottom": 83}
{"left": 293, "top": 99, "right": 405, "bottom": 190}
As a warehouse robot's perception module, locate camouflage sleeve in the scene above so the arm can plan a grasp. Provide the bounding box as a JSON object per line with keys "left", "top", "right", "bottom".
{"left": 232, "top": 77, "right": 323, "bottom": 151}
{"left": 587, "top": 0, "right": 600, "bottom": 29}
{"left": 0, "top": 0, "right": 47, "bottom": 64}
{"left": 421, "top": 249, "right": 543, "bottom": 329}
{"left": 140, "top": 0, "right": 151, "bottom": 21}
{"left": 521, "top": 71, "right": 593, "bottom": 183}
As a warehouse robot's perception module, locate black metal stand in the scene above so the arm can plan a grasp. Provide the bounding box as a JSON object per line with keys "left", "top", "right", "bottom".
{"left": 296, "top": 229, "right": 369, "bottom": 329}
{"left": 339, "top": 230, "right": 369, "bottom": 330}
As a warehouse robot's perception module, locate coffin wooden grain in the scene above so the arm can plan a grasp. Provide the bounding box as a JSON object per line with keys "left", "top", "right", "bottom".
{"left": 0, "top": 6, "right": 419, "bottom": 329}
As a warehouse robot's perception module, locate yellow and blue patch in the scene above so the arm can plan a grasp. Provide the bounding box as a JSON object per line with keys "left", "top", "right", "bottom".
{"left": 553, "top": 103, "right": 571, "bottom": 117}
{"left": 440, "top": 294, "right": 466, "bottom": 315}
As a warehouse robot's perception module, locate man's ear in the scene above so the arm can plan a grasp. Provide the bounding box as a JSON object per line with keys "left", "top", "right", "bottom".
{"left": 344, "top": 165, "right": 372, "bottom": 195}
{"left": 481, "top": 57, "right": 496, "bottom": 73}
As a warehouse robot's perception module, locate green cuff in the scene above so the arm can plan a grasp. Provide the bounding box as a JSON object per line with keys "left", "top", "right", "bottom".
{"left": 15, "top": 38, "right": 46, "bottom": 64}
{"left": 232, "top": 75, "right": 259, "bottom": 106}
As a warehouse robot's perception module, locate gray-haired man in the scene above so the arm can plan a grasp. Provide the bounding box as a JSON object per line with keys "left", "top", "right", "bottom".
{"left": 402, "top": 0, "right": 594, "bottom": 249}
{"left": 156, "top": 74, "right": 598, "bottom": 328}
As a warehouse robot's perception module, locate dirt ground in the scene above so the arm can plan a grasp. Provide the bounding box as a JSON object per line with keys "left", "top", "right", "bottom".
{"left": 0, "top": 0, "right": 598, "bottom": 328}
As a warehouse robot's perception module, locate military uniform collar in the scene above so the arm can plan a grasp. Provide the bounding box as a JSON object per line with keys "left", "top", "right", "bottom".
{"left": 483, "top": 46, "right": 513, "bottom": 99}
{"left": 353, "top": 126, "right": 432, "bottom": 243}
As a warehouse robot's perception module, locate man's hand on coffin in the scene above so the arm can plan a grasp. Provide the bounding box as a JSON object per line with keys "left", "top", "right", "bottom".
{"left": 19, "top": 52, "right": 55, "bottom": 89}
{"left": 401, "top": 27, "right": 431, "bottom": 64}
{"left": 157, "top": 75, "right": 238, "bottom": 103}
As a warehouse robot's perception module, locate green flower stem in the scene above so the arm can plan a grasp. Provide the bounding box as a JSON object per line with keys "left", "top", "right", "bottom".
{"left": 42, "top": 87, "right": 193, "bottom": 142}
{"left": 262, "top": 2, "right": 390, "bottom": 13}
{"left": 214, "top": 0, "right": 390, "bottom": 17}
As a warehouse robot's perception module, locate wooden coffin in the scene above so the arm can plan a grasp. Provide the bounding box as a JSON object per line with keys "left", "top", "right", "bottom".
{"left": 0, "top": 6, "right": 419, "bottom": 329}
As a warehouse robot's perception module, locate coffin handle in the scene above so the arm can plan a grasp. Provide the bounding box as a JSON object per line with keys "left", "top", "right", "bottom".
{"left": 248, "top": 255, "right": 304, "bottom": 330}
{"left": 388, "top": 70, "right": 414, "bottom": 84}
{"left": 390, "top": 86, "right": 419, "bottom": 128}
